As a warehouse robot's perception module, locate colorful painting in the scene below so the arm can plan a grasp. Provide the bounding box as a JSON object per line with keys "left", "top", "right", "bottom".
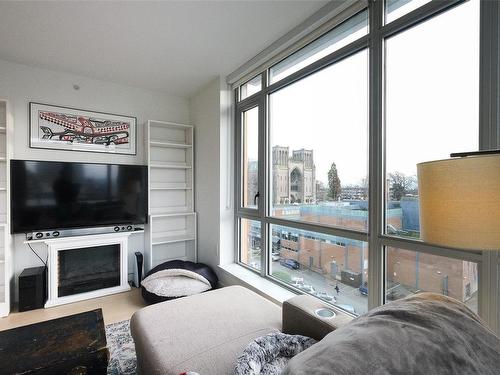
{"left": 30, "top": 102, "right": 137, "bottom": 155}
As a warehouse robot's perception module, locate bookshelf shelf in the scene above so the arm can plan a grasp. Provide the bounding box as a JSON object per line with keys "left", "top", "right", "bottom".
{"left": 150, "top": 141, "right": 192, "bottom": 149}
{"left": 145, "top": 120, "right": 196, "bottom": 272}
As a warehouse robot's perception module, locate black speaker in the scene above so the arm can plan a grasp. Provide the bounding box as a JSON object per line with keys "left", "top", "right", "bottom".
{"left": 19, "top": 266, "right": 47, "bottom": 312}
{"left": 134, "top": 252, "right": 143, "bottom": 288}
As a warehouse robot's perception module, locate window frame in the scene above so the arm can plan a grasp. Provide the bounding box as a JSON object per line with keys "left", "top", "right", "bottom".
{"left": 233, "top": 0, "right": 499, "bottom": 328}
{"left": 235, "top": 98, "right": 264, "bottom": 216}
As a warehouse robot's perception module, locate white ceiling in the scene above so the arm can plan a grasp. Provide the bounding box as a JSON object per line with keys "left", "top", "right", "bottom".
{"left": 0, "top": 1, "right": 329, "bottom": 98}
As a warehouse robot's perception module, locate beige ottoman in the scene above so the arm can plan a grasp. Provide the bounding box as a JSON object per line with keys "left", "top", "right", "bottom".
{"left": 130, "top": 285, "right": 281, "bottom": 375}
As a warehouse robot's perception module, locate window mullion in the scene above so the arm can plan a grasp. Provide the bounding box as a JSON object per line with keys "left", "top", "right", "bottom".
{"left": 234, "top": 90, "right": 242, "bottom": 214}
{"left": 368, "top": 0, "right": 385, "bottom": 311}
{"left": 234, "top": 88, "right": 242, "bottom": 265}
{"left": 259, "top": 82, "right": 268, "bottom": 277}
{"left": 478, "top": 0, "right": 500, "bottom": 334}
{"left": 479, "top": 0, "right": 500, "bottom": 151}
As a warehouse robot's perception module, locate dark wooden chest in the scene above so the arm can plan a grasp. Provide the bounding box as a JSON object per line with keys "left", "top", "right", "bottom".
{"left": 0, "top": 308, "right": 108, "bottom": 374}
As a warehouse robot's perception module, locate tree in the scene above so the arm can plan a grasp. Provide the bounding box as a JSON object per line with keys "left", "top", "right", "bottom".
{"left": 327, "top": 162, "right": 341, "bottom": 200}
{"left": 388, "top": 172, "right": 417, "bottom": 200}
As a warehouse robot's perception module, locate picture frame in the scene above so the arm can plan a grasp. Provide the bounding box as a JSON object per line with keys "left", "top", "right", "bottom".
{"left": 29, "top": 102, "right": 137, "bottom": 155}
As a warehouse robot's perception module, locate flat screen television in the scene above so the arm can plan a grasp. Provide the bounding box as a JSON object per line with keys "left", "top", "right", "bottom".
{"left": 11, "top": 160, "right": 148, "bottom": 233}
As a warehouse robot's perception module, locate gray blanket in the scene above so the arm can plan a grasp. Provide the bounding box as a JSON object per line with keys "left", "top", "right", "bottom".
{"left": 283, "top": 293, "right": 500, "bottom": 374}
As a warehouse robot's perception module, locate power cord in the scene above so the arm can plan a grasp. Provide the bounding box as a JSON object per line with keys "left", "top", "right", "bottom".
{"left": 27, "top": 242, "right": 48, "bottom": 267}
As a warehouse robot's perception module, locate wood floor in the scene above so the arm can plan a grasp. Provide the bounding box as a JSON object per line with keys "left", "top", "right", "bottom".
{"left": 0, "top": 288, "right": 146, "bottom": 331}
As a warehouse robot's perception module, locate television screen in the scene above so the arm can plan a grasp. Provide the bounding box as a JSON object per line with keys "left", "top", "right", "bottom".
{"left": 11, "top": 160, "right": 148, "bottom": 233}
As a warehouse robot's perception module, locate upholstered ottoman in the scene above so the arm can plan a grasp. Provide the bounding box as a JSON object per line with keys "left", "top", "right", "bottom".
{"left": 130, "top": 285, "right": 282, "bottom": 375}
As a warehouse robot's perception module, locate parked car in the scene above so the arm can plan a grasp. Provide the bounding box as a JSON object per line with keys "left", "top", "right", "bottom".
{"left": 280, "top": 258, "right": 300, "bottom": 270}
{"left": 271, "top": 253, "right": 280, "bottom": 262}
{"left": 291, "top": 277, "right": 304, "bottom": 288}
{"left": 336, "top": 303, "right": 356, "bottom": 314}
{"left": 299, "top": 284, "right": 317, "bottom": 295}
{"left": 359, "top": 284, "right": 368, "bottom": 296}
{"left": 250, "top": 247, "right": 261, "bottom": 255}
{"left": 317, "top": 291, "right": 336, "bottom": 303}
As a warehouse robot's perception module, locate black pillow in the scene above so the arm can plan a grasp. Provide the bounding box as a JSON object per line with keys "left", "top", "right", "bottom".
{"left": 141, "top": 260, "right": 218, "bottom": 304}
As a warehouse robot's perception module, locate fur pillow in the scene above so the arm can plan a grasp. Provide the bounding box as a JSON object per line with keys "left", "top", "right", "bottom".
{"left": 234, "top": 332, "right": 316, "bottom": 375}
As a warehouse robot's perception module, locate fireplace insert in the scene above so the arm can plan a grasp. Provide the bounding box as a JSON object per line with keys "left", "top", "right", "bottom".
{"left": 58, "top": 244, "right": 120, "bottom": 297}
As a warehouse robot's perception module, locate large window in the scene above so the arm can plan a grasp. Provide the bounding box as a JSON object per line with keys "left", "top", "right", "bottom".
{"left": 269, "top": 10, "right": 368, "bottom": 84}
{"left": 240, "top": 218, "right": 261, "bottom": 270}
{"left": 270, "top": 50, "right": 368, "bottom": 230}
{"left": 235, "top": 0, "right": 494, "bottom": 320}
{"left": 385, "top": 247, "right": 478, "bottom": 313}
{"left": 270, "top": 224, "right": 369, "bottom": 315}
{"left": 385, "top": 0, "right": 479, "bottom": 239}
{"left": 241, "top": 106, "right": 259, "bottom": 209}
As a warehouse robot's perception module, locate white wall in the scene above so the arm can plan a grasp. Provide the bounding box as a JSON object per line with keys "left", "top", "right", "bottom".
{"left": 218, "top": 78, "right": 235, "bottom": 267}
{"left": 190, "top": 78, "right": 221, "bottom": 269}
{"left": 0, "top": 59, "right": 190, "bottom": 299}
{"left": 190, "top": 76, "right": 234, "bottom": 281}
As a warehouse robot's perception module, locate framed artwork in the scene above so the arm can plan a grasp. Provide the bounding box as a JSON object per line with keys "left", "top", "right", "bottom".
{"left": 29, "top": 102, "right": 137, "bottom": 155}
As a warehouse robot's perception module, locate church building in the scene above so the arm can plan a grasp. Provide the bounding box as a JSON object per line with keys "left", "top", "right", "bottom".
{"left": 272, "top": 146, "right": 316, "bottom": 205}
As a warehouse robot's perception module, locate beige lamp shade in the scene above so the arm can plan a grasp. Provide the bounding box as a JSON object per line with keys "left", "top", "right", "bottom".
{"left": 417, "top": 154, "right": 500, "bottom": 250}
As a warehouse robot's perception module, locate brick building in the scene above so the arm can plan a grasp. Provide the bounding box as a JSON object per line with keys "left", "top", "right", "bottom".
{"left": 250, "top": 201, "right": 478, "bottom": 304}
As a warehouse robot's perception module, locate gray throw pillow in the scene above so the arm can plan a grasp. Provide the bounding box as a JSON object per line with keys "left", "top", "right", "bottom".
{"left": 283, "top": 293, "right": 500, "bottom": 375}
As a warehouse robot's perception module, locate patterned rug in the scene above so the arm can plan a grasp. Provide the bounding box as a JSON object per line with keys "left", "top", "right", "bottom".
{"left": 106, "top": 320, "right": 137, "bottom": 375}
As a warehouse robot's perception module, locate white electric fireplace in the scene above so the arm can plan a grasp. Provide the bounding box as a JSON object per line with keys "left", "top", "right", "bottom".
{"left": 44, "top": 232, "right": 131, "bottom": 308}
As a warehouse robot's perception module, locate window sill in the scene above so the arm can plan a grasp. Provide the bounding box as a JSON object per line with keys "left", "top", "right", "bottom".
{"left": 218, "top": 263, "right": 296, "bottom": 306}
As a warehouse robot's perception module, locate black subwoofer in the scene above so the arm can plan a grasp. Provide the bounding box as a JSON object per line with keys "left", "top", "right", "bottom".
{"left": 19, "top": 266, "right": 47, "bottom": 312}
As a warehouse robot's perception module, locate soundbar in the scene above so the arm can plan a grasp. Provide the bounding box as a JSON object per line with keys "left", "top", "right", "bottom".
{"left": 26, "top": 225, "right": 139, "bottom": 241}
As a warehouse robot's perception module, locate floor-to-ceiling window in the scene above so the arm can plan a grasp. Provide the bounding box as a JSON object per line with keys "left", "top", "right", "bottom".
{"left": 234, "top": 0, "right": 496, "bottom": 320}
{"left": 383, "top": 0, "right": 480, "bottom": 312}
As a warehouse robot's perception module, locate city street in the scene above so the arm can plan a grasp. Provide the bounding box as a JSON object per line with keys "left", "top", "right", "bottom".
{"left": 249, "top": 253, "right": 479, "bottom": 316}
{"left": 271, "top": 261, "right": 368, "bottom": 315}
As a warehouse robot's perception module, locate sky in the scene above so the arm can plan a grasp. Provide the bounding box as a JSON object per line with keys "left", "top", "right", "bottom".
{"left": 246, "top": 0, "right": 479, "bottom": 187}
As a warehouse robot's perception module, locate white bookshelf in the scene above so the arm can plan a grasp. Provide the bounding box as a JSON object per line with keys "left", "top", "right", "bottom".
{"left": 145, "top": 120, "right": 196, "bottom": 271}
{"left": 0, "top": 100, "right": 12, "bottom": 317}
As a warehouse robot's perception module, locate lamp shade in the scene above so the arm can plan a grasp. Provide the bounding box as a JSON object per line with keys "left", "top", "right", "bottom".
{"left": 417, "top": 154, "right": 500, "bottom": 250}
